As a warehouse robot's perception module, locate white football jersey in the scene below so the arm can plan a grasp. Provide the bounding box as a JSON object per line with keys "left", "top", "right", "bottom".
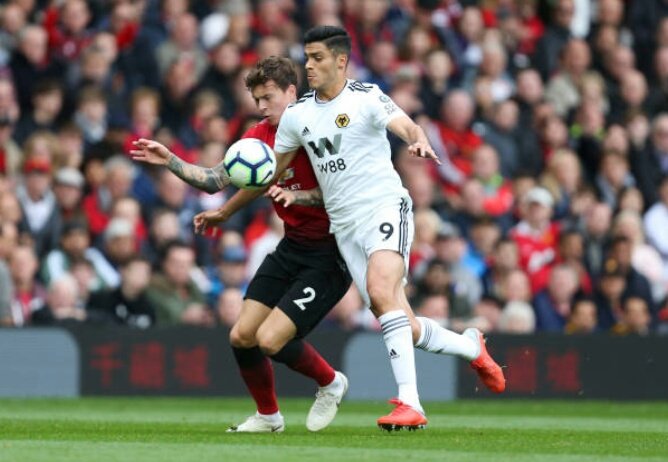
{"left": 274, "top": 79, "right": 409, "bottom": 233}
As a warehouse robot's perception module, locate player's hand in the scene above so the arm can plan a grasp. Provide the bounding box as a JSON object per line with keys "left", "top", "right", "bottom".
{"left": 267, "top": 185, "right": 296, "bottom": 207}
{"left": 193, "top": 209, "right": 229, "bottom": 235}
{"left": 129, "top": 138, "right": 173, "bottom": 166}
{"left": 408, "top": 142, "right": 441, "bottom": 165}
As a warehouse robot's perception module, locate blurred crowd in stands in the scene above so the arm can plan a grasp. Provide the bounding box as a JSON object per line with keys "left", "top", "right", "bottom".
{"left": 1, "top": 0, "right": 668, "bottom": 336}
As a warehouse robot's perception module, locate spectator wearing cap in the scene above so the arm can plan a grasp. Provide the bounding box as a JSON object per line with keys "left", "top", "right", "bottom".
{"left": 41, "top": 218, "right": 119, "bottom": 291}
{"left": 208, "top": 243, "right": 249, "bottom": 304}
{"left": 509, "top": 186, "right": 561, "bottom": 294}
{"left": 87, "top": 256, "right": 156, "bottom": 328}
{"left": 145, "top": 240, "right": 213, "bottom": 326}
{"left": 16, "top": 156, "right": 62, "bottom": 259}
{"left": 53, "top": 166, "right": 85, "bottom": 222}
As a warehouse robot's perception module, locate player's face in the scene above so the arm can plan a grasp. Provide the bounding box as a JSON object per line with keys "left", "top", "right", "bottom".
{"left": 304, "top": 42, "right": 346, "bottom": 92}
{"left": 251, "top": 80, "right": 296, "bottom": 125}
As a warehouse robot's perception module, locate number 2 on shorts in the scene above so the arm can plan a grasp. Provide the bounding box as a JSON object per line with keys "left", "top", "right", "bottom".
{"left": 294, "top": 287, "right": 316, "bottom": 311}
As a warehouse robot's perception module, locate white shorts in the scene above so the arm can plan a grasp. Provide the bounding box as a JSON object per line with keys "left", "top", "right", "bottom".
{"left": 334, "top": 196, "right": 414, "bottom": 308}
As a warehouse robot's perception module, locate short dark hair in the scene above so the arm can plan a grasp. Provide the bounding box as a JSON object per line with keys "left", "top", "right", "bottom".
{"left": 303, "top": 26, "right": 351, "bottom": 57}
{"left": 245, "top": 56, "right": 298, "bottom": 92}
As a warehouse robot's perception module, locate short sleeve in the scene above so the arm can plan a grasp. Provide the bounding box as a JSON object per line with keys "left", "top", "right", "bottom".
{"left": 366, "top": 85, "right": 406, "bottom": 130}
{"left": 274, "top": 107, "right": 302, "bottom": 155}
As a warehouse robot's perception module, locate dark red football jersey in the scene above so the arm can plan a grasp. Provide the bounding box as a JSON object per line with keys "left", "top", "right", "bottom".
{"left": 242, "top": 119, "right": 333, "bottom": 244}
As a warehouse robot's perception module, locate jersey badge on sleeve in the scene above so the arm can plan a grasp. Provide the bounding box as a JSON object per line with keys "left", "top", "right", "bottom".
{"left": 301, "top": 126, "right": 311, "bottom": 136}
{"left": 335, "top": 114, "right": 350, "bottom": 128}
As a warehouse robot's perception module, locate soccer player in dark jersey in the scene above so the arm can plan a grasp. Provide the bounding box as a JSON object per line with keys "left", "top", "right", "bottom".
{"left": 130, "top": 56, "right": 351, "bottom": 433}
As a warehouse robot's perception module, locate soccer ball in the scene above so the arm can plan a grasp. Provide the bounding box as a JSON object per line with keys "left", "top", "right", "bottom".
{"left": 223, "top": 138, "right": 277, "bottom": 189}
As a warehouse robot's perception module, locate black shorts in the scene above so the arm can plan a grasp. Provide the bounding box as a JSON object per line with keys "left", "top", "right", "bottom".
{"left": 245, "top": 237, "right": 352, "bottom": 337}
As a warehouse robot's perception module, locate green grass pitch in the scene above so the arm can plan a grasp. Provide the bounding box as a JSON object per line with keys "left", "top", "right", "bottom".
{"left": 1, "top": 398, "right": 667, "bottom": 462}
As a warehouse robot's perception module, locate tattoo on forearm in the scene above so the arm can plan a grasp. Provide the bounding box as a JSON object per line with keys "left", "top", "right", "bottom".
{"left": 292, "top": 189, "right": 324, "bottom": 207}
{"left": 166, "top": 155, "right": 230, "bottom": 193}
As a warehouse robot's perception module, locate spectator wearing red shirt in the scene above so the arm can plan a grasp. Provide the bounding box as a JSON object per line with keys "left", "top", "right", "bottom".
{"left": 509, "top": 186, "right": 561, "bottom": 294}
{"left": 43, "top": 0, "right": 93, "bottom": 62}
{"left": 431, "top": 89, "right": 483, "bottom": 196}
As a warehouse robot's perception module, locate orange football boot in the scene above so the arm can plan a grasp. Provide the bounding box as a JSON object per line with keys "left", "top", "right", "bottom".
{"left": 376, "top": 399, "right": 427, "bottom": 431}
{"left": 466, "top": 328, "right": 506, "bottom": 393}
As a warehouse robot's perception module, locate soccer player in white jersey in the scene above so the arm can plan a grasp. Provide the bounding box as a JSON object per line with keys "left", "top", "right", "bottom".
{"left": 269, "top": 25, "right": 506, "bottom": 430}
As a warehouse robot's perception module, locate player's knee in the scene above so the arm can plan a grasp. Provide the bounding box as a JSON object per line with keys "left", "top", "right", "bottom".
{"left": 256, "top": 330, "right": 284, "bottom": 356}
{"left": 229, "top": 324, "right": 257, "bottom": 348}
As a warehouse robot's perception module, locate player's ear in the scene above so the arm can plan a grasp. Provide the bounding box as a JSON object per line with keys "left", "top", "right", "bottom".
{"left": 337, "top": 53, "right": 348, "bottom": 71}
{"left": 287, "top": 84, "right": 297, "bottom": 99}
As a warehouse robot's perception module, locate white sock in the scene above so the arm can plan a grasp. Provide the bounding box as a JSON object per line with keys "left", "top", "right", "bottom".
{"left": 415, "top": 317, "right": 479, "bottom": 361}
{"left": 379, "top": 310, "right": 423, "bottom": 413}
{"left": 257, "top": 411, "right": 283, "bottom": 422}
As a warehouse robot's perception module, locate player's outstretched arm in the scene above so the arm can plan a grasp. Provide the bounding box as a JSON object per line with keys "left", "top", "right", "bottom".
{"left": 386, "top": 115, "right": 441, "bottom": 165}
{"left": 267, "top": 185, "right": 324, "bottom": 207}
{"left": 130, "top": 138, "right": 230, "bottom": 193}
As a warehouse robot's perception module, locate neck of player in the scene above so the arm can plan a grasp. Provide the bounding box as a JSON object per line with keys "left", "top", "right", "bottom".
{"left": 317, "top": 78, "right": 347, "bottom": 102}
